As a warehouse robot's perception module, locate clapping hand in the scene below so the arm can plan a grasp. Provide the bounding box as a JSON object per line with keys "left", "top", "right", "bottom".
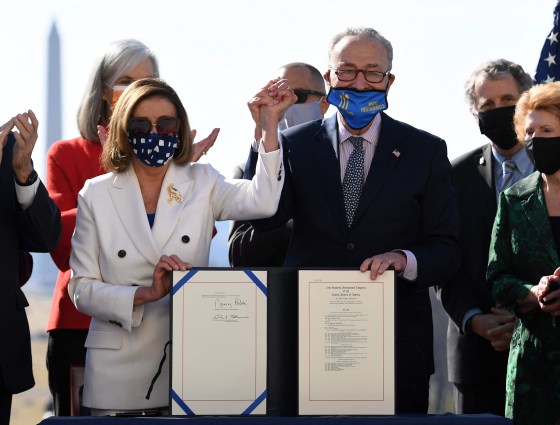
{"left": 97, "top": 125, "right": 108, "bottom": 146}
{"left": 0, "top": 117, "right": 14, "bottom": 165}
{"left": 190, "top": 128, "right": 220, "bottom": 162}
{"left": 12, "top": 110, "right": 39, "bottom": 183}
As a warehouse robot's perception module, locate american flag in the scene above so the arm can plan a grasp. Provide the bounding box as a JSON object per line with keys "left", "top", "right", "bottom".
{"left": 535, "top": 2, "right": 560, "bottom": 83}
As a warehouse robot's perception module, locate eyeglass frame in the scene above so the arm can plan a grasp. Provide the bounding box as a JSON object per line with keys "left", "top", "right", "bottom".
{"left": 293, "top": 88, "right": 326, "bottom": 104}
{"left": 127, "top": 116, "right": 180, "bottom": 136}
{"left": 331, "top": 67, "right": 391, "bottom": 84}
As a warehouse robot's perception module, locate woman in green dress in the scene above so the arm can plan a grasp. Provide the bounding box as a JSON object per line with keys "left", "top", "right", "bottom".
{"left": 487, "top": 81, "right": 560, "bottom": 425}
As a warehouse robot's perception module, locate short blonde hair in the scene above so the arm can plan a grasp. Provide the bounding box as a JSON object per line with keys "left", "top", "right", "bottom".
{"left": 101, "top": 78, "right": 192, "bottom": 173}
{"left": 514, "top": 82, "right": 560, "bottom": 142}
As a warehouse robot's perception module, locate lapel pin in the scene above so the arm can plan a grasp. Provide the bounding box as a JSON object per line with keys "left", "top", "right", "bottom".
{"left": 479, "top": 156, "right": 485, "bottom": 165}
{"left": 392, "top": 149, "right": 401, "bottom": 158}
{"left": 167, "top": 183, "right": 183, "bottom": 205}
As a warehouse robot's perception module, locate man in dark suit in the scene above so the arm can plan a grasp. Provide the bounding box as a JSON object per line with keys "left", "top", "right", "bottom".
{"left": 0, "top": 111, "right": 61, "bottom": 423}
{"left": 438, "top": 59, "right": 533, "bottom": 415}
{"left": 250, "top": 27, "right": 460, "bottom": 413}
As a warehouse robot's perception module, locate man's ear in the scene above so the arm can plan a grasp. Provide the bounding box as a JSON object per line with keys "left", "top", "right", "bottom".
{"left": 324, "top": 69, "right": 331, "bottom": 87}
{"left": 385, "top": 73, "right": 396, "bottom": 95}
{"left": 319, "top": 96, "right": 330, "bottom": 116}
{"left": 471, "top": 108, "right": 480, "bottom": 123}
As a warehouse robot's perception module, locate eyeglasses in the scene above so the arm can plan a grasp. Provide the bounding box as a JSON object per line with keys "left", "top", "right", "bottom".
{"left": 128, "top": 117, "right": 179, "bottom": 136}
{"left": 293, "top": 88, "right": 326, "bottom": 104}
{"left": 331, "top": 68, "right": 391, "bottom": 84}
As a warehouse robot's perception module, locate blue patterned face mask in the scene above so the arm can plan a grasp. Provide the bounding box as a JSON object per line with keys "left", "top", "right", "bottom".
{"left": 128, "top": 132, "right": 178, "bottom": 167}
{"left": 327, "top": 87, "right": 388, "bottom": 130}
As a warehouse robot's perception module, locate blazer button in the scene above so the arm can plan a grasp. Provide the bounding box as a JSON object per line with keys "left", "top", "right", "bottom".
{"left": 181, "top": 235, "right": 190, "bottom": 243}
{"left": 347, "top": 243, "right": 355, "bottom": 251}
{"left": 118, "top": 250, "right": 126, "bottom": 258}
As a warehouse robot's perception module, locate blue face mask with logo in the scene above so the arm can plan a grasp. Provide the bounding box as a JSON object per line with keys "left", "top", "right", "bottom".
{"left": 128, "top": 132, "right": 178, "bottom": 167}
{"left": 327, "top": 87, "right": 388, "bottom": 130}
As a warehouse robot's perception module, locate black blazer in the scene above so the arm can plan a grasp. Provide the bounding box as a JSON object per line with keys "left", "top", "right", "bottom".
{"left": 438, "top": 143, "right": 509, "bottom": 385}
{"left": 228, "top": 158, "right": 292, "bottom": 267}
{"left": 253, "top": 113, "right": 461, "bottom": 411}
{"left": 0, "top": 133, "right": 61, "bottom": 394}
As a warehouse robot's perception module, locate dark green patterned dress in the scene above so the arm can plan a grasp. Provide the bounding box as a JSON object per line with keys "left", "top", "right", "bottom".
{"left": 487, "top": 172, "right": 560, "bottom": 425}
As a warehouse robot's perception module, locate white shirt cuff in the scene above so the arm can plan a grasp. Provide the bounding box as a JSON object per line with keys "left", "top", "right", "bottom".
{"left": 15, "top": 177, "right": 39, "bottom": 210}
{"left": 398, "top": 249, "right": 417, "bottom": 281}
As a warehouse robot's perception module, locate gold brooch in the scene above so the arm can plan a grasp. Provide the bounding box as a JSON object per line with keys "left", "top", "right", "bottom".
{"left": 167, "top": 183, "right": 183, "bottom": 204}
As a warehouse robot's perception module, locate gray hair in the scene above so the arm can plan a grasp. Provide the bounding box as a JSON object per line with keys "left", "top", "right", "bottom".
{"left": 328, "top": 27, "right": 393, "bottom": 70}
{"left": 77, "top": 39, "right": 159, "bottom": 142}
{"left": 464, "top": 59, "right": 533, "bottom": 112}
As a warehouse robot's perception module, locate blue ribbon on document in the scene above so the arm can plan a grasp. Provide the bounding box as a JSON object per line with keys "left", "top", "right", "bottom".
{"left": 172, "top": 269, "right": 199, "bottom": 295}
{"left": 171, "top": 390, "right": 195, "bottom": 415}
{"left": 242, "top": 389, "right": 268, "bottom": 415}
{"left": 243, "top": 269, "right": 267, "bottom": 296}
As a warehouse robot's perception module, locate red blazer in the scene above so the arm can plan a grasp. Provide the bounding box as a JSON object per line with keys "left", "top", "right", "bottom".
{"left": 46, "top": 136, "right": 104, "bottom": 331}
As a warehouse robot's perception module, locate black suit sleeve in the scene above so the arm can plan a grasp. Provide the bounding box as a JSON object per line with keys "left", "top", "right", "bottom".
{"left": 18, "top": 251, "right": 33, "bottom": 286}
{"left": 228, "top": 220, "right": 292, "bottom": 267}
{"left": 437, "top": 270, "right": 479, "bottom": 331}
{"left": 18, "top": 180, "right": 62, "bottom": 253}
{"left": 437, "top": 147, "right": 496, "bottom": 330}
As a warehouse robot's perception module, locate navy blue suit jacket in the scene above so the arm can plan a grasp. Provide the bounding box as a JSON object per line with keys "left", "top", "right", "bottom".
{"left": 253, "top": 113, "right": 460, "bottom": 412}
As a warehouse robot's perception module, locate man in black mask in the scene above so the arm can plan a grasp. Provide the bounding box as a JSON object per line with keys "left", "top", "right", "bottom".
{"left": 438, "top": 59, "right": 533, "bottom": 415}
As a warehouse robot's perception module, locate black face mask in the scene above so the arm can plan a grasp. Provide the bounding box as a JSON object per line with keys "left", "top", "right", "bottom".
{"left": 525, "top": 136, "right": 560, "bottom": 175}
{"left": 478, "top": 105, "right": 518, "bottom": 150}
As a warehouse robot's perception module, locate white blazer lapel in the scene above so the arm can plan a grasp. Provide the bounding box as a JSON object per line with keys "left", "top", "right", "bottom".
{"left": 107, "top": 168, "right": 161, "bottom": 265}
{"left": 151, "top": 162, "right": 194, "bottom": 251}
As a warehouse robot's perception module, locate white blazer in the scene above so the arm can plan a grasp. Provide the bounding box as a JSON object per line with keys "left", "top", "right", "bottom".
{"left": 69, "top": 149, "right": 283, "bottom": 410}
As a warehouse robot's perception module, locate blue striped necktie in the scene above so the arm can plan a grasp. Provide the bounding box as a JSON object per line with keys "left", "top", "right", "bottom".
{"left": 501, "top": 160, "right": 517, "bottom": 192}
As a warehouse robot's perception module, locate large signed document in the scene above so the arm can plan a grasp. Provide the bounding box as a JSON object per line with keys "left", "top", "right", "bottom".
{"left": 171, "top": 269, "right": 267, "bottom": 415}
{"left": 298, "top": 270, "right": 395, "bottom": 415}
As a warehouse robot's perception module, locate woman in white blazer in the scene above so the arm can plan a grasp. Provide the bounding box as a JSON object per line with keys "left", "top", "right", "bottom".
{"left": 68, "top": 77, "right": 295, "bottom": 415}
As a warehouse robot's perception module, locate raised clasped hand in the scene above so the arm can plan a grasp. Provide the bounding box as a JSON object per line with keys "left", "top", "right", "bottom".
{"left": 248, "top": 78, "right": 297, "bottom": 131}
{"left": 359, "top": 251, "right": 407, "bottom": 280}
